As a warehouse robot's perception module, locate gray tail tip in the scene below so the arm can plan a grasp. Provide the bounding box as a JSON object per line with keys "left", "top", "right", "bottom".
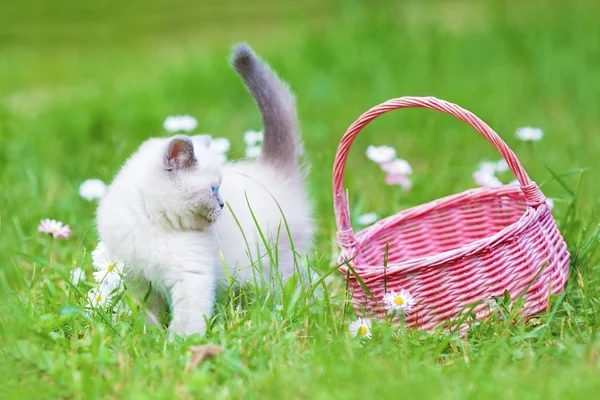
{"left": 231, "top": 42, "right": 258, "bottom": 73}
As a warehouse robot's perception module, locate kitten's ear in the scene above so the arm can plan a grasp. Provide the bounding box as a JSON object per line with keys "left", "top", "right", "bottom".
{"left": 165, "top": 135, "right": 196, "bottom": 171}
{"left": 192, "top": 135, "right": 211, "bottom": 148}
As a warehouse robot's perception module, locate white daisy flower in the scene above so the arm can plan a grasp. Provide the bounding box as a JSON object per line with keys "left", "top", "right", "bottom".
{"left": 349, "top": 317, "right": 372, "bottom": 339}
{"left": 92, "top": 242, "right": 126, "bottom": 291}
{"left": 207, "top": 137, "right": 230, "bottom": 163}
{"left": 163, "top": 115, "right": 198, "bottom": 132}
{"left": 473, "top": 170, "right": 503, "bottom": 188}
{"left": 516, "top": 126, "right": 543, "bottom": 142}
{"left": 163, "top": 116, "right": 179, "bottom": 132}
{"left": 366, "top": 145, "right": 396, "bottom": 164}
{"left": 385, "top": 173, "right": 412, "bottom": 191}
{"left": 37, "top": 219, "right": 72, "bottom": 239}
{"left": 243, "top": 130, "right": 264, "bottom": 146}
{"left": 380, "top": 158, "right": 413, "bottom": 175}
{"left": 79, "top": 179, "right": 107, "bottom": 201}
{"left": 87, "top": 286, "right": 112, "bottom": 308}
{"left": 245, "top": 145, "right": 261, "bottom": 159}
{"left": 70, "top": 268, "right": 86, "bottom": 285}
{"left": 209, "top": 137, "right": 231, "bottom": 154}
{"left": 93, "top": 269, "right": 124, "bottom": 291}
{"left": 383, "top": 289, "right": 416, "bottom": 313}
{"left": 495, "top": 159, "right": 510, "bottom": 173}
{"left": 478, "top": 161, "right": 497, "bottom": 176}
{"left": 179, "top": 115, "right": 198, "bottom": 131}
{"left": 357, "top": 212, "right": 378, "bottom": 226}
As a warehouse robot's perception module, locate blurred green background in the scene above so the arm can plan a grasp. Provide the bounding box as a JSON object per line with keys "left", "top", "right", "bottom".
{"left": 1, "top": 0, "right": 599, "bottom": 398}
{"left": 2, "top": 1, "right": 598, "bottom": 248}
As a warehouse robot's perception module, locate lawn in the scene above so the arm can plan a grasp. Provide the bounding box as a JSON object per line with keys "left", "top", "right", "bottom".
{"left": 1, "top": 0, "right": 599, "bottom": 398}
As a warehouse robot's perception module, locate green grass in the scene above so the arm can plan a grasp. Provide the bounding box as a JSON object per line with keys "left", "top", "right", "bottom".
{"left": 1, "top": 0, "right": 600, "bottom": 398}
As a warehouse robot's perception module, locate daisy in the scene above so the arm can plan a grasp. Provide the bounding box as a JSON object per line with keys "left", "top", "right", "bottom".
{"left": 380, "top": 159, "right": 413, "bottom": 175}
{"left": 383, "top": 289, "right": 416, "bottom": 313}
{"left": 243, "top": 130, "right": 264, "bottom": 146}
{"left": 385, "top": 173, "right": 412, "bottom": 191}
{"left": 357, "top": 212, "right": 378, "bottom": 226}
{"left": 209, "top": 137, "right": 231, "bottom": 154}
{"left": 495, "top": 159, "right": 509, "bottom": 173}
{"left": 349, "top": 317, "right": 372, "bottom": 339}
{"left": 163, "top": 115, "right": 198, "bottom": 132}
{"left": 208, "top": 137, "right": 231, "bottom": 163}
{"left": 79, "top": 179, "right": 107, "bottom": 201}
{"left": 366, "top": 145, "right": 396, "bottom": 164}
{"left": 478, "top": 161, "right": 497, "bottom": 176}
{"left": 38, "top": 219, "right": 72, "bottom": 239}
{"left": 178, "top": 115, "right": 198, "bottom": 132}
{"left": 473, "top": 170, "right": 503, "bottom": 188}
{"left": 70, "top": 268, "right": 86, "bottom": 285}
{"left": 92, "top": 242, "right": 126, "bottom": 290}
{"left": 245, "top": 145, "right": 261, "bottom": 159}
{"left": 516, "top": 127, "right": 543, "bottom": 142}
{"left": 87, "top": 286, "right": 111, "bottom": 308}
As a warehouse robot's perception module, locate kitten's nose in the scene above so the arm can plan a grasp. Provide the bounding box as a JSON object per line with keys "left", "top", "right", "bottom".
{"left": 218, "top": 200, "right": 224, "bottom": 209}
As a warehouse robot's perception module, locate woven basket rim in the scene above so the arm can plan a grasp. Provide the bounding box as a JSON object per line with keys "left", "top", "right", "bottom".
{"left": 338, "top": 185, "right": 550, "bottom": 279}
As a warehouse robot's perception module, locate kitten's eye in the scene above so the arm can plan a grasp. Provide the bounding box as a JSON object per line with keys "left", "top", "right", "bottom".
{"left": 211, "top": 186, "right": 219, "bottom": 195}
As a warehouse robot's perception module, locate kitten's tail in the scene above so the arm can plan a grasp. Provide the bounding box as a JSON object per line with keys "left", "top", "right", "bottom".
{"left": 231, "top": 43, "right": 300, "bottom": 172}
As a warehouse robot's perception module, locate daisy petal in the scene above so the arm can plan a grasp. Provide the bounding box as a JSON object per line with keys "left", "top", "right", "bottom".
{"left": 37, "top": 218, "right": 71, "bottom": 239}
{"left": 245, "top": 145, "right": 261, "bottom": 159}
{"left": 385, "top": 174, "right": 412, "bottom": 191}
{"left": 473, "top": 170, "right": 503, "bottom": 188}
{"left": 357, "top": 212, "right": 378, "bottom": 226}
{"left": 244, "top": 130, "right": 264, "bottom": 146}
{"left": 381, "top": 159, "right": 413, "bottom": 175}
{"left": 366, "top": 145, "right": 396, "bottom": 164}
{"left": 348, "top": 317, "right": 372, "bottom": 339}
{"left": 383, "top": 289, "right": 416, "bottom": 313}
{"left": 79, "top": 179, "right": 107, "bottom": 201}
{"left": 209, "top": 137, "right": 231, "bottom": 154}
{"left": 516, "top": 127, "right": 543, "bottom": 142}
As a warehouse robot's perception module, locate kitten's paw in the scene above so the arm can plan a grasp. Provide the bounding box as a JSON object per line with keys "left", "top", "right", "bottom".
{"left": 168, "top": 318, "right": 207, "bottom": 340}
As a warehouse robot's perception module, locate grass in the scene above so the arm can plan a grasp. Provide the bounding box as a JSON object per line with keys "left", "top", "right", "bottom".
{"left": 1, "top": 0, "right": 600, "bottom": 398}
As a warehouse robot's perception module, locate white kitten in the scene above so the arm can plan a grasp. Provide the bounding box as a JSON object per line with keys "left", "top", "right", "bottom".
{"left": 96, "top": 44, "right": 313, "bottom": 337}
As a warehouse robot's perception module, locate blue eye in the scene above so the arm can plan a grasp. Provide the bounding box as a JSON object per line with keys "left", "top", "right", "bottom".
{"left": 211, "top": 186, "right": 218, "bottom": 195}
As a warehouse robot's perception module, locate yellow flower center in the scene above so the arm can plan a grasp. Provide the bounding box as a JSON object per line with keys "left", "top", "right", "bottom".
{"left": 50, "top": 226, "right": 59, "bottom": 233}
{"left": 107, "top": 264, "right": 115, "bottom": 272}
{"left": 394, "top": 296, "right": 405, "bottom": 306}
{"left": 96, "top": 294, "right": 103, "bottom": 302}
{"left": 358, "top": 326, "right": 367, "bottom": 336}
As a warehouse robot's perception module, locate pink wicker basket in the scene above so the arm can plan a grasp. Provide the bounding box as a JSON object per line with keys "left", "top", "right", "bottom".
{"left": 333, "top": 96, "right": 570, "bottom": 332}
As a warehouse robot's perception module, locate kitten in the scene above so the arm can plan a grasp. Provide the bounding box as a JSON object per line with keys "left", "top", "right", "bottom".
{"left": 96, "top": 44, "right": 314, "bottom": 337}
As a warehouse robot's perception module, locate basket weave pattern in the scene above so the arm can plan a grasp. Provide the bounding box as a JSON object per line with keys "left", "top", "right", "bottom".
{"left": 333, "top": 97, "right": 570, "bottom": 331}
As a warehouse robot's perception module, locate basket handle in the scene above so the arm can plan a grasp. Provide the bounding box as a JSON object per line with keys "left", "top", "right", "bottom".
{"left": 333, "top": 96, "right": 545, "bottom": 251}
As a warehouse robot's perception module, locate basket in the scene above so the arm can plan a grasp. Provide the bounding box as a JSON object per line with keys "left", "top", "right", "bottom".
{"left": 333, "top": 96, "right": 570, "bottom": 332}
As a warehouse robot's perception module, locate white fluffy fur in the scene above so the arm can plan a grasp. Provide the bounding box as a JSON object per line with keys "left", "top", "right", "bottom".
{"left": 96, "top": 45, "right": 313, "bottom": 337}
